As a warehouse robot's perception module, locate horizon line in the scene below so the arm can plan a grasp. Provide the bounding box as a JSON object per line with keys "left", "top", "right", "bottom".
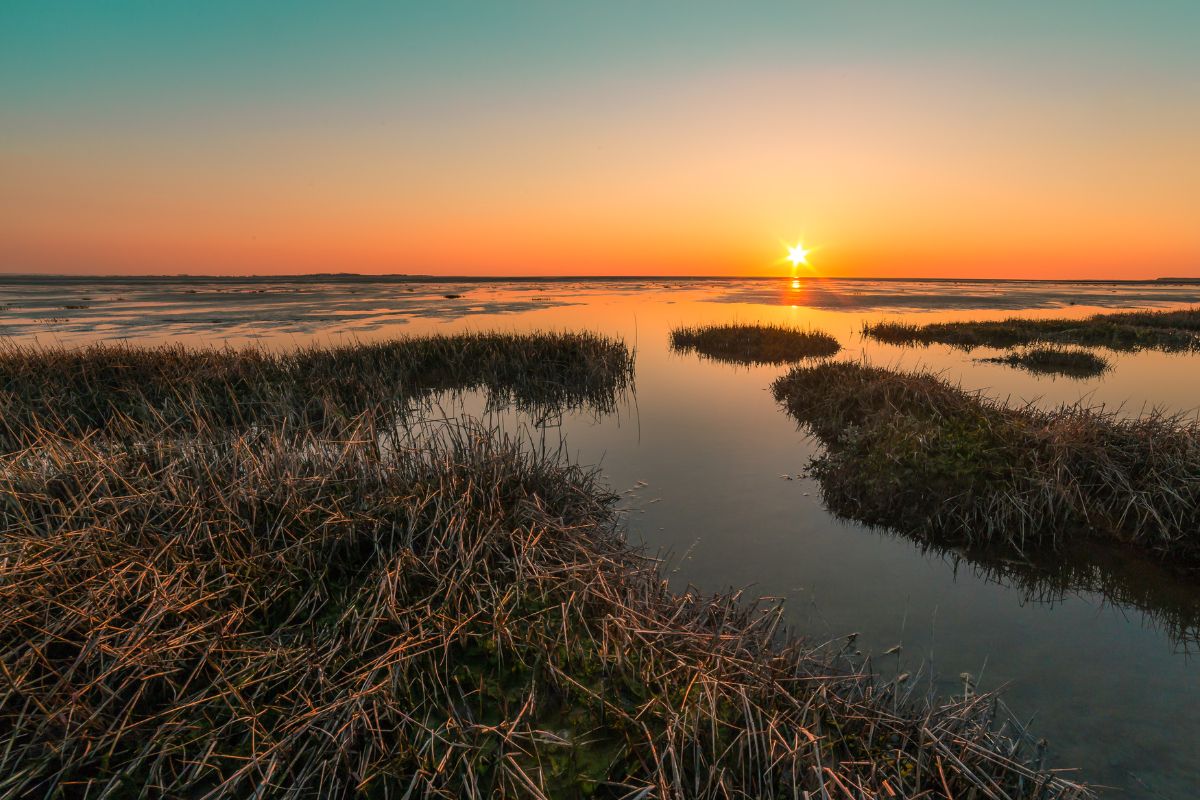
{"left": 1, "top": 272, "right": 1198, "bottom": 284}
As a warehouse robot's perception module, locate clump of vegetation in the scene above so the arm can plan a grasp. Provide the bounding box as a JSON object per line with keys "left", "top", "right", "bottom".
{"left": 0, "top": 420, "right": 1086, "bottom": 798}
{"left": 1100, "top": 306, "right": 1200, "bottom": 331}
{"left": 772, "top": 362, "right": 1200, "bottom": 566}
{"left": 0, "top": 331, "right": 634, "bottom": 451}
{"left": 980, "top": 347, "right": 1111, "bottom": 378}
{"left": 863, "top": 307, "right": 1200, "bottom": 352}
{"left": 670, "top": 323, "right": 840, "bottom": 365}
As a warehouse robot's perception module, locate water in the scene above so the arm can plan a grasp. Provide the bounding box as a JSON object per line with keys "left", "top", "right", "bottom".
{"left": 5, "top": 275, "right": 1199, "bottom": 797}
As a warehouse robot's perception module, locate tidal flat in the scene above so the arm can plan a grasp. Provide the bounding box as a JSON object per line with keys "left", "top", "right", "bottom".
{"left": 3, "top": 276, "right": 1200, "bottom": 797}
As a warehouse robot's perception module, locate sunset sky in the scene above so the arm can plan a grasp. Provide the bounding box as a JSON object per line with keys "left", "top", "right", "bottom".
{"left": 2, "top": 2, "right": 1198, "bottom": 279}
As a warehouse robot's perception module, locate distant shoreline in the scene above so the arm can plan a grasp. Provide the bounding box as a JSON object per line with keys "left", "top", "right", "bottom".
{"left": 0, "top": 273, "right": 1196, "bottom": 286}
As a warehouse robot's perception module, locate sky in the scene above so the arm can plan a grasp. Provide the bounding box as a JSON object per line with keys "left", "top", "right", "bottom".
{"left": 2, "top": 2, "right": 1198, "bottom": 279}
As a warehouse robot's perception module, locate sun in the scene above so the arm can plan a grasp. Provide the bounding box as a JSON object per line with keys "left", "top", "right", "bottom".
{"left": 786, "top": 242, "right": 810, "bottom": 267}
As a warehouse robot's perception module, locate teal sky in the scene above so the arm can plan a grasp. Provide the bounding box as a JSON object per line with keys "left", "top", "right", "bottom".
{"left": 6, "top": 3, "right": 1199, "bottom": 102}
{"left": 3, "top": 2, "right": 1198, "bottom": 276}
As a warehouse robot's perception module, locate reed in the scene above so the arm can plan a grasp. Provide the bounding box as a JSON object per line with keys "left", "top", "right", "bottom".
{"left": 863, "top": 307, "right": 1200, "bottom": 352}
{"left": 0, "top": 331, "right": 634, "bottom": 451}
{"left": 772, "top": 362, "right": 1200, "bottom": 567}
{"left": 0, "top": 419, "right": 1086, "bottom": 798}
{"left": 670, "top": 323, "right": 840, "bottom": 365}
{"left": 979, "top": 347, "right": 1110, "bottom": 378}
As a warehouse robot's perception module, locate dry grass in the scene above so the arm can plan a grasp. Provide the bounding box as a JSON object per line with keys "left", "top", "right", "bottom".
{"left": 863, "top": 307, "right": 1200, "bottom": 352}
{"left": 0, "top": 418, "right": 1087, "bottom": 798}
{"left": 979, "top": 347, "right": 1110, "bottom": 379}
{"left": 0, "top": 333, "right": 1089, "bottom": 797}
{"left": 0, "top": 331, "right": 634, "bottom": 451}
{"left": 773, "top": 362, "right": 1200, "bottom": 566}
{"left": 670, "top": 323, "right": 840, "bottom": 365}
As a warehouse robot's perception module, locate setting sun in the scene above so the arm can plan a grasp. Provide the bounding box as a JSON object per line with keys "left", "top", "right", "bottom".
{"left": 787, "top": 242, "right": 810, "bottom": 268}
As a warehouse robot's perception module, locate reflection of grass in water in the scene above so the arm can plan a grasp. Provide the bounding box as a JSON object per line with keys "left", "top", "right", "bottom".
{"left": 772, "top": 362, "right": 1200, "bottom": 567}
{"left": 670, "top": 323, "right": 840, "bottom": 365}
{"left": 0, "top": 331, "right": 634, "bottom": 450}
{"left": 975, "top": 541, "right": 1200, "bottom": 652}
{"left": 863, "top": 306, "right": 1200, "bottom": 352}
{"left": 979, "top": 347, "right": 1110, "bottom": 379}
{"left": 847, "top": 517, "right": 1200, "bottom": 652}
{"left": 0, "top": 419, "right": 1087, "bottom": 798}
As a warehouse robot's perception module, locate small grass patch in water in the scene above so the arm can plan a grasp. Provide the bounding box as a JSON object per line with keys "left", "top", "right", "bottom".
{"left": 0, "top": 419, "right": 1086, "bottom": 798}
{"left": 863, "top": 306, "right": 1200, "bottom": 352}
{"left": 772, "top": 361, "right": 1200, "bottom": 568}
{"left": 670, "top": 323, "right": 840, "bottom": 365}
{"left": 0, "top": 331, "right": 634, "bottom": 451}
{"left": 979, "top": 346, "right": 1111, "bottom": 378}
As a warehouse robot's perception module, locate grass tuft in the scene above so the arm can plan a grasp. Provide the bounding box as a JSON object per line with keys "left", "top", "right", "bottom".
{"left": 772, "top": 362, "right": 1200, "bottom": 567}
{"left": 863, "top": 307, "right": 1200, "bottom": 352}
{"left": 670, "top": 323, "right": 840, "bottom": 365}
{"left": 980, "top": 347, "right": 1110, "bottom": 378}
{"left": 0, "top": 331, "right": 634, "bottom": 451}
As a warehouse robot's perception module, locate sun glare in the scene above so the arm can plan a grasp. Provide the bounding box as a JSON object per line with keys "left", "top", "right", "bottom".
{"left": 786, "top": 242, "right": 810, "bottom": 267}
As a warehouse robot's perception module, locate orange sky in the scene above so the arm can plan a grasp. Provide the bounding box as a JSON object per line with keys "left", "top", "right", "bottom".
{"left": 2, "top": 4, "right": 1198, "bottom": 279}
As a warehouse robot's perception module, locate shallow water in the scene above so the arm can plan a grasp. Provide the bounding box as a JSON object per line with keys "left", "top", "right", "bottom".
{"left": 5, "top": 275, "right": 1199, "bottom": 797}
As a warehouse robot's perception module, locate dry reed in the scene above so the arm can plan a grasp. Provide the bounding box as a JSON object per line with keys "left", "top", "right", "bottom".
{"left": 0, "top": 417, "right": 1087, "bottom": 798}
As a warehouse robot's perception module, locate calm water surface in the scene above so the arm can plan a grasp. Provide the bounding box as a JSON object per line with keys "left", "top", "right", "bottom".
{"left": 5, "top": 276, "right": 1199, "bottom": 798}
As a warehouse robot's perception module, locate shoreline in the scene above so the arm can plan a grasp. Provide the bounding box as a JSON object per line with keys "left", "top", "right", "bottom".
{"left": 1, "top": 273, "right": 1197, "bottom": 286}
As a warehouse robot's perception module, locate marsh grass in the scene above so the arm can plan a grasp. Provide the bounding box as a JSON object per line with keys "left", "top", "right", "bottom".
{"left": 0, "top": 331, "right": 634, "bottom": 451}
{"left": 772, "top": 362, "right": 1200, "bottom": 567}
{"left": 670, "top": 323, "right": 840, "bottom": 365}
{"left": 863, "top": 306, "right": 1200, "bottom": 352}
{"left": 979, "top": 347, "right": 1110, "bottom": 379}
{"left": 0, "top": 418, "right": 1086, "bottom": 798}
{"left": 1100, "top": 306, "right": 1200, "bottom": 331}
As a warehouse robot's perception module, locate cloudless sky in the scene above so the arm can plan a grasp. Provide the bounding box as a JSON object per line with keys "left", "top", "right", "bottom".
{"left": 2, "top": 1, "right": 1198, "bottom": 277}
